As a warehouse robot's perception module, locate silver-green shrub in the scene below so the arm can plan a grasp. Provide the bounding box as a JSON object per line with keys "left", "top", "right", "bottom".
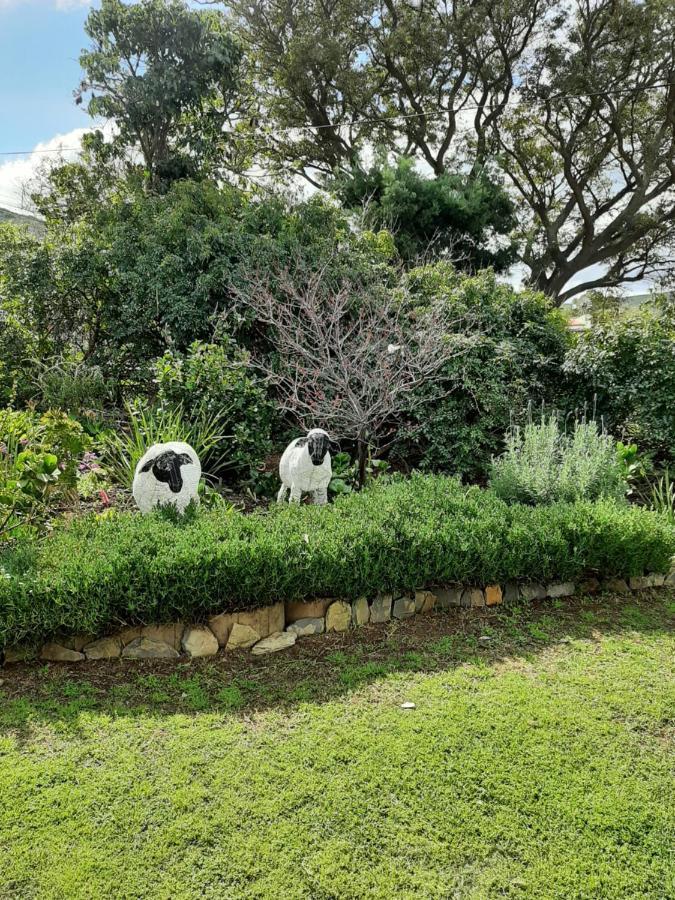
{"left": 490, "top": 418, "right": 627, "bottom": 505}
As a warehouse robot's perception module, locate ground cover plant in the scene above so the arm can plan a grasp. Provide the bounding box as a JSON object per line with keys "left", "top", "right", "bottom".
{"left": 1, "top": 475, "right": 673, "bottom": 651}
{"left": 1, "top": 589, "right": 673, "bottom": 899}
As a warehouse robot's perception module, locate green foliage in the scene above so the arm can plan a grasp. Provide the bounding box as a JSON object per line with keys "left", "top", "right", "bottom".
{"left": 564, "top": 303, "right": 675, "bottom": 464}
{"left": 153, "top": 339, "right": 273, "bottom": 477}
{"left": 1, "top": 475, "right": 673, "bottom": 648}
{"left": 490, "top": 418, "right": 628, "bottom": 505}
{"left": 78, "top": 0, "right": 243, "bottom": 189}
{"left": 395, "top": 264, "right": 571, "bottom": 481}
{"left": 650, "top": 469, "right": 675, "bottom": 524}
{"left": 0, "top": 409, "right": 89, "bottom": 540}
{"left": 99, "top": 400, "right": 225, "bottom": 487}
{"left": 34, "top": 357, "right": 112, "bottom": 421}
{"left": 336, "top": 158, "right": 517, "bottom": 270}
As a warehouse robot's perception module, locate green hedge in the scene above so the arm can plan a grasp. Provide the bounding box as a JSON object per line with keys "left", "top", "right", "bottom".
{"left": 1, "top": 475, "right": 674, "bottom": 649}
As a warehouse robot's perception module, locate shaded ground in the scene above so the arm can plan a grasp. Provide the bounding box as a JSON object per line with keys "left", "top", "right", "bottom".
{"left": 1, "top": 590, "right": 674, "bottom": 899}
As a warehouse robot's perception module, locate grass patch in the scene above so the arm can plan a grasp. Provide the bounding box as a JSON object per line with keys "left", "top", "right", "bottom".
{"left": 1, "top": 590, "right": 674, "bottom": 898}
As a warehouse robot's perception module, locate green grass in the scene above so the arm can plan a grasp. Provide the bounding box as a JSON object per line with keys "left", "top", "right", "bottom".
{"left": 1, "top": 591, "right": 674, "bottom": 899}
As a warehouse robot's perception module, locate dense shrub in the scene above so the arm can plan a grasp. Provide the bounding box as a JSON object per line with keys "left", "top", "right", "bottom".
{"left": 564, "top": 301, "right": 675, "bottom": 464}
{"left": 490, "top": 418, "right": 627, "bottom": 505}
{"left": 394, "top": 265, "right": 571, "bottom": 481}
{"left": 153, "top": 339, "right": 273, "bottom": 477}
{"left": 1, "top": 475, "right": 673, "bottom": 649}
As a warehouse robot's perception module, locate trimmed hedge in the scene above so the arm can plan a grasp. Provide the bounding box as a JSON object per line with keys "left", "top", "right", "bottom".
{"left": 1, "top": 475, "right": 674, "bottom": 649}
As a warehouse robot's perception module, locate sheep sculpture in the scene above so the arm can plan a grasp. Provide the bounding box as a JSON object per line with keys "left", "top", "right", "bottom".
{"left": 132, "top": 441, "right": 201, "bottom": 514}
{"left": 277, "top": 428, "right": 336, "bottom": 505}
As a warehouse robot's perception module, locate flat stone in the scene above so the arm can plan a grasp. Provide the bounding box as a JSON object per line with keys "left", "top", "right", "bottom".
{"left": 485, "top": 585, "right": 503, "bottom": 606}
{"left": 602, "top": 577, "right": 630, "bottom": 594}
{"left": 122, "top": 638, "right": 179, "bottom": 659}
{"left": 40, "top": 643, "right": 85, "bottom": 663}
{"left": 351, "top": 596, "right": 370, "bottom": 626}
{"left": 285, "top": 598, "right": 331, "bottom": 624}
{"left": 267, "top": 602, "right": 285, "bottom": 635}
{"left": 182, "top": 625, "right": 219, "bottom": 658}
{"left": 117, "top": 625, "right": 143, "bottom": 646}
{"left": 226, "top": 623, "right": 260, "bottom": 650}
{"left": 370, "top": 593, "right": 393, "bottom": 623}
{"left": 208, "top": 612, "right": 236, "bottom": 647}
{"left": 287, "top": 617, "right": 325, "bottom": 637}
{"left": 326, "top": 600, "right": 351, "bottom": 632}
{"left": 434, "top": 587, "right": 463, "bottom": 609}
{"left": 3, "top": 645, "right": 36, "bottom": 664}
{"left": 237, "top": 608, "right": 270, "bottom": 638}
{"left": 546, "top": 582, "right": 575, "bottom": 599}
{"left": 84, "top": 636, "right": 122, "bottom": 660}
{"left": 503, "top": 582, "right": 519, "bottom": 603}
{"left": 578, "top": 578, "right": 600, "bottom": 595}
{"left": 519, "top": 583, "right": 546, "bottom": 601}
{"left": 461, "top": 588, "right": 485, "bottom": 608}
{"left": 142, "top": 623, "right": 184, "bottom": 651}
{"left": 414, "top": 590, "right": 436, "bottom": 614}
{"left": 630, "top": 574, "right": 666, "bottom": 590}
{"left": 251, "top": 631, "right": 297, "bottom": 655}
{"left": 59, "top": 633, "right": 95, "bottom": 652}
{"left": 392, "top": 595, "right": 416, "bottom": 619}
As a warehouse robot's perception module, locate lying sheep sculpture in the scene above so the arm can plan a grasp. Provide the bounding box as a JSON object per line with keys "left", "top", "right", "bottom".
{"left": 132, "top": 441, "right": 201, "bottom": 514}
{"left": 278, "top": 428, "right": 336, "bottom": 505}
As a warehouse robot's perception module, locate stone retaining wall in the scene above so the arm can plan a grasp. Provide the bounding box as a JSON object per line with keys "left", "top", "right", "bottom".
{"left": 3, "top": 572, "right": 674, "bottom": 665}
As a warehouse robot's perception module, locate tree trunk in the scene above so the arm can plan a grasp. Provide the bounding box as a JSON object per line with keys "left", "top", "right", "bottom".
{"left": 357, "top": 438, "right": 368, "bottom": 490}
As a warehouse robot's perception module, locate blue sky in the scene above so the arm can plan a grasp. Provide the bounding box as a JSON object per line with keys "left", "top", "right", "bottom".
{"left": 0, "top": 1, "right": 93, "bottom": 154}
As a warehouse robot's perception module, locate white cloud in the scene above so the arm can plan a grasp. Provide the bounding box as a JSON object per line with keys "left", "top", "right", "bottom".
{"left": 0, "top": 1, "right": 91, "bottom": 10}
{"left": 0, "top": 128, "right": 89, "bottom": 214}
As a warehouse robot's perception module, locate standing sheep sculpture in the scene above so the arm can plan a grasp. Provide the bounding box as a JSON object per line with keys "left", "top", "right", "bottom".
{"left": 277, "top": 428, "right": 337, "bottom": 505}
{"left": 132, "top": 441, "right": 201, "bottom": 514}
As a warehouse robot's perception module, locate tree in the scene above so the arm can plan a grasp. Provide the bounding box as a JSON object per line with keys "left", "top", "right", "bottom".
{"left": 231, "top": 0, "right": 675, "bottom": 301}
{"left": 494, "top": 0, "right": 675, "bottom": 303}
{"left": 335, "top": 157, "right": 517, "bottom": 270}
{"left": 231, "top": 0, "right": 553, "bottom": 182}
{"left": 77, "top": 0, "right": 243, "bottom": 190}
{"left": 231, "top": 260, "right": 475, "bottom": 486}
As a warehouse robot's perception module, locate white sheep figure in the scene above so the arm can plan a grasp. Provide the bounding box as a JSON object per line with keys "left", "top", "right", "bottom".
{"left": 277, "top": 428, "right": 336, "bottom": 505}
{"left": 132, "top": 441, "right": 201, "bottom": 514}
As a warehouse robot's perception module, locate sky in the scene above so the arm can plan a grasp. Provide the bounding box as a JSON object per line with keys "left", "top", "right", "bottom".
{"left": 0, "top": 0, "right": 653, "bottom": 298}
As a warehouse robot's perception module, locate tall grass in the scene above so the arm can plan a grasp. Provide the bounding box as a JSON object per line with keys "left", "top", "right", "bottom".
{"left": 651, "top": 469, "right": 675, "bottom": 523}
{"left": 100, "top": 401, "right": 227, "bottom": 487}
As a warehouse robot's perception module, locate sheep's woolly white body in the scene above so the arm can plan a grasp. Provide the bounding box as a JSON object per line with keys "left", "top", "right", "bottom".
{"left": 132, "top": 441, "right": 201, "bottom": 514}
{"left": 278, "top": 429, "right": 333, "bottom": 505}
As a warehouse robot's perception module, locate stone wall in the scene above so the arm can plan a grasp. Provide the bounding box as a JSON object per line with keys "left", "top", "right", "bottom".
{"left": 3, "top": 572, "right": 674, "bottom": 665}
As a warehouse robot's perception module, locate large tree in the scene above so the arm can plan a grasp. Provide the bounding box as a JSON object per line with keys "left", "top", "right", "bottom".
{"left": 494, "top": 0, "right": 675, "bottom": 302}
{"left": 226, "top": 0, "right": 675, "bottom": 301}
{"left": 77, "top": 0, "right": 244, "bottom": 190}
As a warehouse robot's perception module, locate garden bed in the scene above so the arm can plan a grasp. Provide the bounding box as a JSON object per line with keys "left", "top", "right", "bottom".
{"left": 1, "top": 475, "right": 674, "bottom": 655}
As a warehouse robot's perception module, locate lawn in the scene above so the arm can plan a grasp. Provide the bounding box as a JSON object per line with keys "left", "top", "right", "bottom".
{"left": 1, "top": 591, "right": 674, "bottom": 899}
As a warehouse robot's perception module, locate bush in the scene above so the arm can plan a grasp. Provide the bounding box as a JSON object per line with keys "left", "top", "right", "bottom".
{"left": 1, "top": 475, "right": 672, "bottom": 649}
{"left": 153, "top": 339, "right": 273, "bottom": 478}
{"left": 563, "top": 300, "right": 675, "bottom": 464}
{"left": 395, "top": 265, "right": 571, "bottom": 482}
{"left": 0, "top": 408, "right": 89, "bottom": 539}
{"left": 490, "top": 418, "right": 626, "bottom": 505}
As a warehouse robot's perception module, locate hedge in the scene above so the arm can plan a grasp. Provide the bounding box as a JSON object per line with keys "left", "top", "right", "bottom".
{"left": 1, "top": 475, "right": 674, "bottom": 649}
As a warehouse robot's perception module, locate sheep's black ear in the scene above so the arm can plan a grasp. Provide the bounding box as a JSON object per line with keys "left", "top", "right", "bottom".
{"left": 140, "top": 457, "right": 156, "bottom": 473}
{"left": 177, "top": 453, "right": 193, "bottom": 465}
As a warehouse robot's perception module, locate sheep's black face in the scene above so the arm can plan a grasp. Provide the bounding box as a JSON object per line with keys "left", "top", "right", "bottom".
{"left": 308, "top": 433, "right": 330, "bottom": 466}
{"left": 141, "top": 450, "right": 193, "bottom": 494}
